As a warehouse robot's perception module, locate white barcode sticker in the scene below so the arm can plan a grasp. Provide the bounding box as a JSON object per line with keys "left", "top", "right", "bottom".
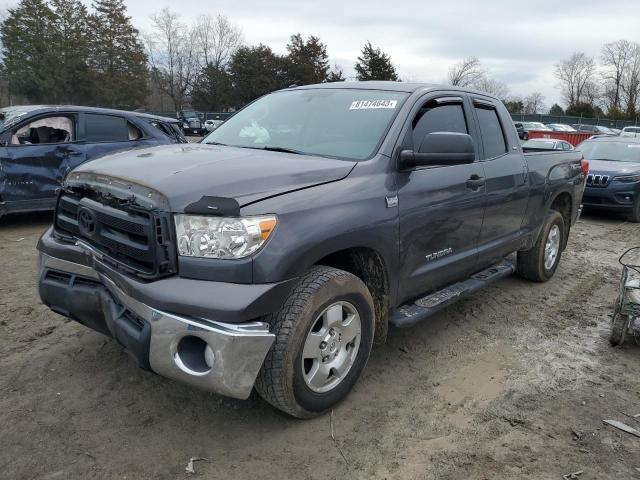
{"left": 349, "top": 100, "right": 398, "bottom": 110}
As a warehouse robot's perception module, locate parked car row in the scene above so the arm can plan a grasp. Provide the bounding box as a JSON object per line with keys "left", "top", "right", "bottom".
{"left": 514, "top": 120, "right": 636, "bottom": 140}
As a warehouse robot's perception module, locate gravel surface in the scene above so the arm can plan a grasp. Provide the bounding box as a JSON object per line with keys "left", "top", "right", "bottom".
{"left": 1, "top": 210, "right": 639, "bottom": 479}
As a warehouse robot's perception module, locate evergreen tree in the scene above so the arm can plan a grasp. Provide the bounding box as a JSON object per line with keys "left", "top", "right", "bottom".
{"left": 549, "top": 103, "right": 564, "bottom": 116}
{"left": 284, "top": 33, "right": 329, "bottom": 85}
{"left": 88, "top": 0, "right": 148, "bottom": 108}
{"left": 1, "top": 0, "right": 57, "bottom": 103}
{"left": 229, "top": 45, "right": 286, "bottom": 107}
{"left": 50, "top": 0, "right": 91, "bottom": 103}
{"left": 191, "top": 64, "right": 232, "bottom": 111}
{"left": 354, "top": 41, "right": 398, "bottom": 81}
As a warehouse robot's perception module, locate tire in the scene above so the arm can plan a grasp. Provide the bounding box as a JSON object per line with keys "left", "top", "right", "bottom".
{"left": 517, "top": 210, "right": 565, "bottom": 282}
{"left": 255, "top": 266, "right": 375, "bottom": 418}
{"left": 610, "top": 311, "right": 630, "bottom": 346}
{"left": 629, "top": 198, "right": 640, "bottom": 223}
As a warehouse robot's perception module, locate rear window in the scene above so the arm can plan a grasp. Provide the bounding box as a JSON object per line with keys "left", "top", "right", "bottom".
{"left": 624, "top": 127, "right": 640, "bottom": 133}
{"left": 85, "top": 114, "right": 129, "bottom": 142}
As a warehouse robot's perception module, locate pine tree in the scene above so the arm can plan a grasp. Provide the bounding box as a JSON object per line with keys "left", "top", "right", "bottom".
{"left": 229, "top": 45, "right": 286, "bottom": 107}
{"left": 285, "top": 34, "right": 329, "bottom": 85}
{"left": 191, "top": 64, "right": 232, "bottom": 111}
{"left": 354, "top": 41, "right": 399, "bottom": 81}
{"left": 50, "top": 0, "right": 91, "bottom": 104}
{"left": 1, "top": 0, "right": 57, "bottom": 103}
{"left": 88, "top": 0, "right": 148, "bottom": 108}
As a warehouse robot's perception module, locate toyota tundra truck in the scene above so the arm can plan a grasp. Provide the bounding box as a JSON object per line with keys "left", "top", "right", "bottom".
{"left": 37, "top": 82, "right": 587, "bottom": 418}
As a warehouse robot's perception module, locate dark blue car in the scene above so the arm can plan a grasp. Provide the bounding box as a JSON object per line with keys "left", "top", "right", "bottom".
{"left": 0, "top": 105, "right": 186, "bottom": 218}
{"left": 579, "top": 136, "right": 640, "bottom": 222}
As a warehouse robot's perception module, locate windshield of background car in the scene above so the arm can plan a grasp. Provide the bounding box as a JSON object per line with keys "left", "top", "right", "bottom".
{"left": 625, "top": 127, "right": 640, "bottom": 134}
{"left": 202, "top": 88, "right": 410, "bottom": 160}
{"left": 579, "top": 141, "right": 640, "bottom": 162}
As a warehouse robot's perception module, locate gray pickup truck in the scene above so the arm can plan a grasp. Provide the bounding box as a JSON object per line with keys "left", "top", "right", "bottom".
{"left": 37, "top": 82, "right": 586, "bottom": 418}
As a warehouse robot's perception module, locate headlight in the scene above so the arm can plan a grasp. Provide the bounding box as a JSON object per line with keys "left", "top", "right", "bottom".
{"left": 614, "top": 175, "right": 640, "bottom": 183}
{"left": 183, "top": 123, "right": 189, "bottom": 128}
{"left": 174, "top": 214, "right": 277, "bottom": 259}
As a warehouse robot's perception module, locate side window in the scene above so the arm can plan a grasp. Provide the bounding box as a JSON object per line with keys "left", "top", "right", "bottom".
{"left": 127, "top": 121, "right": 143, "bottom": 140}
{"left": 412, "top": 101, "right": 468, "bottom": 152}
{"left": 11, "top": 116, "right": 74, "bottom": 145}
{"left": 474, "top": 105, "right": 507, "bottom": 159}
{"left": 85, "top": 114, "right": 129, "bottom": 142}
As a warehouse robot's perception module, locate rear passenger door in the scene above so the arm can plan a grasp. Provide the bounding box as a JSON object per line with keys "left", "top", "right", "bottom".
{"left": 472, "top": 98, "right": 529, "bottom": 266}
{"left": 80, "top": 113, "right": 152, "bottom": 161}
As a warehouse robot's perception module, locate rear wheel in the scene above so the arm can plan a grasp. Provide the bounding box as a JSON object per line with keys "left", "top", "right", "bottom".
{"left": 255, "top": 266, "right": 375, "bottom": 418}
{"left": 517, "top": 210, "right": 565, "bottom": 282}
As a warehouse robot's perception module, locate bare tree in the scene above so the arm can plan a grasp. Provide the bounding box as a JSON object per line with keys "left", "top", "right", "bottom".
{"left": 448, "top": 56, "right": 484, "bottom": 87}
{"left": 554, "top": 52, "right": 596, "bottom": 107}
{"left": 194, "top": 14, "right": 242, "bottom": 69}
{"left": 524, "top": 92, "right": 546, "bottom": 114}
{"left": 473, "top": 77, "right": 509, "bottom": 101}
{"left": 601, "top": 40, "right": 635, "bottom": 111}
{"left": 146, "top": 8, "right": 198, "bottom": 110}
{"left": 621, "top": 44, "right": 640, "bottom": 118}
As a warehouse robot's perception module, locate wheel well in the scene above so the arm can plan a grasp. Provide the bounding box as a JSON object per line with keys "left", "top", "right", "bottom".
{"left": 315, "top": 248, "right": 390, "bottom": 344}
{"left": 550, "top": 192, "right": 572, "bottom": 250}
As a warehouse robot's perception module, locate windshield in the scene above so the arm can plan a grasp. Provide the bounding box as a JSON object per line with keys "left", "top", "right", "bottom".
{"left": 579, "top": 141, "right": 640, "bottom": 162}
{"left": 203, "top": 88, "right": 409, "bottom": 160}
{"left": 0, "top": 108, "right": 30, "bottom": 129}
{"left": 624, "top": 127, "right": 640, "bottom": 133}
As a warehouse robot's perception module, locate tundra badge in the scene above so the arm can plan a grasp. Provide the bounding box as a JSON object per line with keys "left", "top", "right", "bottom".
{"left": 425, "top": 248, "right": 453, "bottom": 261}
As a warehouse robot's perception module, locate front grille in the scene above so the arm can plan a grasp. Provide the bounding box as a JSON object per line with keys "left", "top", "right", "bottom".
{"left": 189, "top": 120, "right": 201, "bottom": 129}
{"left": 55, "top": 193, "right": 177, "bottom": 280}
{"left": 586, "top": 174, "right": 610, "bottom": 187}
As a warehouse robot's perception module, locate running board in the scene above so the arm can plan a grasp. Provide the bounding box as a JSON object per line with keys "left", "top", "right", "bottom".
{"left": 389, "top": 260, "right": 516, "bottom": 328}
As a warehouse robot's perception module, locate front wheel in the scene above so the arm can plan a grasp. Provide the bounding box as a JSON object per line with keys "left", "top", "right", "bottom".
{"left": 517, "top": 210, "right": 565, "bottom": 282}
{"left": 255, "top": 266, "right": 375, "bottom": 418}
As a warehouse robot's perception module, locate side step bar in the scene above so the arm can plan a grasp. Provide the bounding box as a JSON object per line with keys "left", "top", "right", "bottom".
{"left": 389, "top": 260, "right": 516, "bottom": 328}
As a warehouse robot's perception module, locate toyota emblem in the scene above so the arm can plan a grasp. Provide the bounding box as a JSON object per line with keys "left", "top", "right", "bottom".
{"left": 77, "top": 207, "right": 97, "bottom": 236}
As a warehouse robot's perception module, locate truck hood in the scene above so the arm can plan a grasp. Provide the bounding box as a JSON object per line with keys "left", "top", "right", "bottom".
{"left": 587, "top": 159, "right": 640, "bottom": 175}
{"left": 71, "top": 144, "right": 356, "bottom": 211}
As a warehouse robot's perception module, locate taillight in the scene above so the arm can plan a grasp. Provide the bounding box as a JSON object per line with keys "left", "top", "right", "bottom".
{"left": 580, "top": 159, "right": 589, "bottom": 176}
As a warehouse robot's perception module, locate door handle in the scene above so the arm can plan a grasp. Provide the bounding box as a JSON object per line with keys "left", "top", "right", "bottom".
{"left": 466, "top": 174, "right": 485, "bottom": 190}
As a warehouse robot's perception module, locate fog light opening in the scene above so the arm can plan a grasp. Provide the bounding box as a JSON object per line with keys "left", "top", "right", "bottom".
{"left": 175, "top": 336, "right": 213, "bottom": 375}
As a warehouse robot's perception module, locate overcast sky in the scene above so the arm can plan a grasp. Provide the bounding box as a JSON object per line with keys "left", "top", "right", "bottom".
{"left": 3, "top": 0, "right": 640, "bottom": 108}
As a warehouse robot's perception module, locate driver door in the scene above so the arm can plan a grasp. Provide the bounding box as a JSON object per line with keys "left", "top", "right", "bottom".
{"left": 396, "top": 94, "right": 487, "bottom": 303}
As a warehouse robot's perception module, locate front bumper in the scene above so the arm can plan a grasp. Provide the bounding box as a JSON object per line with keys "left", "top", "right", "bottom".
{"left": 582, "top": 184, "right": 638, "bottom": 210}
{"left": 38, "top": 252, "right": 275, "bottom": 400}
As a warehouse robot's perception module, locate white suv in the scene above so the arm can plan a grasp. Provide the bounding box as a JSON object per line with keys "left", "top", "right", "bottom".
{"left": 621, "top": 126, "right": 640, "bottom": 137}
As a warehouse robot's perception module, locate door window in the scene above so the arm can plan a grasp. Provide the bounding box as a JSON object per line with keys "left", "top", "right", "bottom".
{"left": 11, "top": 116, "right": 74, "bottom": 145}
{"left": 85, "top": 114, "right": 130, "bottom": 142}
{"left": 412, "top": 101, "right": 468, "bottom": 152}
{"left": 474, "top": 105, "right": 507, "bottom": 159}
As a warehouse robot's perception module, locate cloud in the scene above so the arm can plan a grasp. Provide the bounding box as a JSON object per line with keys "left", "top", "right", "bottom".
{"left": 4, "top": 0, "right": 640, "bottom": 107}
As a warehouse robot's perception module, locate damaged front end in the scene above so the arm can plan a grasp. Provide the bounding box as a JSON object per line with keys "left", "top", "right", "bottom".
{"left": 54, "top": 171, "right": 177, "bottom": 281}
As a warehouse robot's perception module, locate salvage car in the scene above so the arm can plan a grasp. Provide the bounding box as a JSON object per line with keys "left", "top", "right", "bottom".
{"left": 513, "top": 121, "right": 552, "bottom": 140}
{"left": 578, "top": 136, "right": 640, "bottom": 222}
{"left": 37, "top": 82, "right": 586, "bottom": 418}
{"left": 0, "top": 106, "right": 186, "bottom": 218}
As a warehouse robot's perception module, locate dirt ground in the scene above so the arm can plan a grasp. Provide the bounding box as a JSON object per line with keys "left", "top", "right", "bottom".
{"left": 1, "top": 210, "right": 640, "bottom": 480}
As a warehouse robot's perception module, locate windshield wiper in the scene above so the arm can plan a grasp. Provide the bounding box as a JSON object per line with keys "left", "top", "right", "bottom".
{"left": 260, "top": 146, "right": 304, "bottom": 155}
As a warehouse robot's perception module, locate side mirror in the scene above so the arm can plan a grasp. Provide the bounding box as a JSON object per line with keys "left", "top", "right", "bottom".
{"left": 399, "top": 132, "right": 475, "bottom": 169}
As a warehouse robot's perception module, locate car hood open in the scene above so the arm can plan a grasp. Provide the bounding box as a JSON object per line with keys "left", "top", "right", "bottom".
{"left": 70, "top": 144, "right": 356, "bottom": 212}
